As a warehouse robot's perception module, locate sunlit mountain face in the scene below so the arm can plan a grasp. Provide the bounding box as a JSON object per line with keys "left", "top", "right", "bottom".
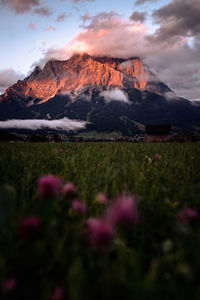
{"left": 0, "top": 53, "right": 200, "bottom": 134}
{"left": 0, "top": 53, "right": 170, "bottom": 105}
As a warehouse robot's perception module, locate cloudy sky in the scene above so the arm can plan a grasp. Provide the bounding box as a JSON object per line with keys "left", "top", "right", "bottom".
{"left": 0, "top": 0, "right": 200, "bottom": 100}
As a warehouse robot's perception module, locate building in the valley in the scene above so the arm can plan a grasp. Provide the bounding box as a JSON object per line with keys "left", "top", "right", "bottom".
{"left": 145, "top": 125, "right": 171, "bottom": 142}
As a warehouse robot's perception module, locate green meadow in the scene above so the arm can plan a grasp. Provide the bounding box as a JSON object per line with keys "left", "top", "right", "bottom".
{"left": 0, "top": 142, "right": 200, "bottom": 300}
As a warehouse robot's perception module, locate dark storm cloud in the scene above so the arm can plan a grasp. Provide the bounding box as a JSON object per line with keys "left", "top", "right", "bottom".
{"left": 0, "top": 0, "right": 41, "bottom": 13}
{"left": 141, "top": 0, "right": 200, "bottom": 100}
{"left": 144, "top": 39, "right": 200, "bottom": 100}
{"left": 151, "top": 0, "right": 200, "bottom": 44}
{"left": 81, "top": 11, "right": 121, "bottom": 30}
{"left": 0, "top": 0, "right": 52, "bottom": 16}
{"left": 129, "top": 11, "right": 146, "bottom": 23}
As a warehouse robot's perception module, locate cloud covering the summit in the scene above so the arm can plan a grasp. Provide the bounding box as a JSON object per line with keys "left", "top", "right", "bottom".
{"left": 1, "top": 0, "right": 200, "bottom": 100}
{"left": 42, "top": 12, "right": 153, "bottom": 61}
{"left": 37, "top": 2, "right": 200, "bottom": 100}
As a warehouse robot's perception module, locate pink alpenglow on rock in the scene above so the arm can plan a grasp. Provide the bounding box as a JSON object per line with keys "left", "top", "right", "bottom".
{"left": 72, "top": 199, "right": 87, "bottom": 215}
{"left": 19, "top": 216, "right": 42, "bottom": 240}
{"left": 155, "top": 153, "right": 161, "bottom": 160}
{"left": 107, "top": 195, "right": 139, "bottom": 226}
{"left": 178, "top": 207, "right": 198, "bottom": 223}
{"left": 2, "top": 278, "right": 17, "bottom": 292}
{"left": 62, "top": 182, "right": 77, "bottom": 199}
{"left": 86, "top": 218, "right": 115, "bottom": 248}
{"left": 51, "top": 287, "right": 65, "bottom": 300}
{"left": 96, "top": 193, "right": 108, "bottom": 205}
{"left": 38, "top": 175, "right": 62, "bottom": 199}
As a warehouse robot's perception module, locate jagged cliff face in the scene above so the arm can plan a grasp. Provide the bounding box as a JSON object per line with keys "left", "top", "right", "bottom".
{"left": 1, "top": 53, "right": 200, "bottom": 133}
{"left": 0, "top": 53, "right": 168, "bottom": 105}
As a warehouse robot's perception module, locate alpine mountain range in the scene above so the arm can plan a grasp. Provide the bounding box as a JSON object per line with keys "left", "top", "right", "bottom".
{"left": 0, "top": 53, "right": 200, "bottom": 134}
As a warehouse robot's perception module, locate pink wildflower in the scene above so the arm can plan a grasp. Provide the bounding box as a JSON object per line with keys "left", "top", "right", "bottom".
{"left": 51, "top": 287, "right": 65, "bottom": 300}
{"left": 2, "top": 278, "right": 17, "bottom": 292}
{"left": 38, "top": 175, "right": 62, "bottom": 199}
{"left": 60, "top": 149, "right": 64, "bottom": 153}
{"left": 155, "top": 153, "right": 161, "bottom": 160}
{"left": 95, "top": 193, "right": 108, "bottom": 205}
{"left": 71, "top": 199, "right": 87, "bottom": 215}
{"left": 19, "top": 216, "right": 42, "bottom": 240}
{"left": 97, "top": 163, "right": 101, "bottom": 168}
{"left": 85, "top": 218, "right": 115, "bottom": 248}
{"left": 178, "top": 207, "right": 198, "bottom": 223}
{"left": 106, "top": 195, "right": 139, "bottom": 226}
{"left": 62, "top": 182, "right": 77, "bottom": 199}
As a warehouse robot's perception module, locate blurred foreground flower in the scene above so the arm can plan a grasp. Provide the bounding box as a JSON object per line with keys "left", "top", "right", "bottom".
{"left": 72, "top": 199, "right": 87, "bottom": 215}
{"left": 85, "top": 218, "right": 115, "bottom": 248}
{"left": 51, "top": 287, "right": 65, "bottom": 300}
{"left": 62, "top": 182, "right": 77, "bottom": 199}
{"left": 106, "top": 195, "right": 139, "bottom": 226}
{"left": 19, "top": 216, "right": 42, "bottom": 240}
{"left": 2, "top": 278, "right": 17, "bottom": 293}
{"left": 38, "top": 175, "right": 62, "bottom": 199}
{"left": 95, "top": 193, "right": 108, "bottom": 205}
{"left": 162, "top": 239, "right": 173, "bottom": 253}
{"left": 178, "top": 207, "right": 198, "bottom": 223}
{"left": 155, "top": 153, "right": 161, "bottom": 160}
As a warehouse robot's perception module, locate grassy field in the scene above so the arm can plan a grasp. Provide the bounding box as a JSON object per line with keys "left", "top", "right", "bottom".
{"left": 0, "top": 142, "right": 200, "bottom": 300}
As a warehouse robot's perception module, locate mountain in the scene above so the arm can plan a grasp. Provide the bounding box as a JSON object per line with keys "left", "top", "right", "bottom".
{"left": 0, "top": 53, "right": 200, "bottom": 134}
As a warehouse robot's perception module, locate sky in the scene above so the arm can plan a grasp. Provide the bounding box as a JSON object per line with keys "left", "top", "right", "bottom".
{"left": 0, "top": 0, "right": 200, "bottom": 100}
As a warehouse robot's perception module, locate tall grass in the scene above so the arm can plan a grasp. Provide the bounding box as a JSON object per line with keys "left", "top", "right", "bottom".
{"left": 0, "top": 142, "right": 200, "bottom": 300}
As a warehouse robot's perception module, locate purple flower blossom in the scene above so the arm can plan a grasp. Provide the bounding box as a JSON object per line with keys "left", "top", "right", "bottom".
{"left": 2, "top": 278, "right": 17, "bottom": 292}
{"left": 95, "top": 193, "right": 108, "bottom": 205}
{"left": 19, "top": 216, "right": 42, "bottom": 240}
{"left": 62, "top": 182, "right": 77, "bottom": 199}
{"left": 51, "top": 287, "right": 65, "bottom": 300}
{"left": 38, "top": 175, "right": 62, "bottom": 199}
{"left": 72, "top": 199, "right": 87, "bottom": 215}
{"left": 106, "top": 195, "right": 139, "bottom": 226}
{"left": 85, "top": 218, "right": 115, "bottom": 248}
{"left": 178, "top": 207, "right": 198, "bottom": 223}
{"left": 155, "top": 153, "right": 161, "bottom": 160}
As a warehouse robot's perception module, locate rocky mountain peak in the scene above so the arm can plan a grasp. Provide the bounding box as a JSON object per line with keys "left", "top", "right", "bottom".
{"left": 0, "top": 53, "right": 170, "bottom": 105}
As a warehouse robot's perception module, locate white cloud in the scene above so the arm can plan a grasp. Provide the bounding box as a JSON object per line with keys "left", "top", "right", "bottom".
{"left": 0, "top": 118, "right": 87, "bottom": 131}
{"left": 40, "top": 11, "right": 152, "bottom": 66}
{"left": 37, "top": 9, "right": 200, "bottom": 100}
{"left": 101, "top": 88, "right": 130, "bottom": 104}
{"left": 0, "top": 68, "right": 25, "bottom": 95}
